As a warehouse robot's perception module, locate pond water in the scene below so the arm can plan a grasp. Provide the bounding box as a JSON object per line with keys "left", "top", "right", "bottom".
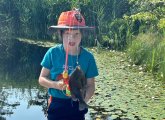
{"left": 2, "top": 89, "right": 45, "bottom": 120}
{"left": 0, "top": 77, "right": 47, "bottom": 120}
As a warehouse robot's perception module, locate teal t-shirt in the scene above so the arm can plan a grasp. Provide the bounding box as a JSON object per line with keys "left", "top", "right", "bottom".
{"left": 41, "top": 44, "right": 99, "bottom": 99}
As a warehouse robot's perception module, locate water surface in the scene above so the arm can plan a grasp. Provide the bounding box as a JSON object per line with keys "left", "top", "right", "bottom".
{"left": 0, "top": 77, "right": 47, "bottom": 120}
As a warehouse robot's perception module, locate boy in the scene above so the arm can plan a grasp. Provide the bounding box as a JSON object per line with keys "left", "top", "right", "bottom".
{"left": 39, "top": 8, "right": 98, "bottom": 120}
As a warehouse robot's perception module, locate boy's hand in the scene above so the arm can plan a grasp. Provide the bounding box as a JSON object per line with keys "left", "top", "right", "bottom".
{"left": 55, "top": 80, "right": 66, "bottom": 90}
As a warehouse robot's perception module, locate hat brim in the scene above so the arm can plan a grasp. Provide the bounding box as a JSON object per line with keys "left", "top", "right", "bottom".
{"left": 48, "top": 25, "right": 95, "bottom": 35}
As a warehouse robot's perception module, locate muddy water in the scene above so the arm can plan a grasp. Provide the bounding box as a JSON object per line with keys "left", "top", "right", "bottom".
{"left": 0, "top": 45, "right": 165, "bottom": 120}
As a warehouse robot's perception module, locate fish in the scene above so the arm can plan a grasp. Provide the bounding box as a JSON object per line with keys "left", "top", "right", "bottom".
{"left": 69, "top": 66, "right": 88, "bottom": 111}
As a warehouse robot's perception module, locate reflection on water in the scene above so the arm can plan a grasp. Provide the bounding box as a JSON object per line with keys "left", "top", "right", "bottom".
{"left": 2, "top": 89, "right": 46, "bottom": 120}
{"left": 0, "top": 76, "right": 47, "bottom": 120}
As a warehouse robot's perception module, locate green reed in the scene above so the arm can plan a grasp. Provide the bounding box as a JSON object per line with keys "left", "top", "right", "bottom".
{"left": 127, "top": 32, "right": 165, "bottom": 81}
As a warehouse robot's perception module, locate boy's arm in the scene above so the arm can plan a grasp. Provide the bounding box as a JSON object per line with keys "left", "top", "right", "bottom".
{"left": 38, "top": 67, "right": 65, "bottom": 90}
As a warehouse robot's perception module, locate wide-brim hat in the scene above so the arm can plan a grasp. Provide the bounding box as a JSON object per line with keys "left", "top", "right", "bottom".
{"left": 48, "top": 9, "right": 94, "bottom": 34}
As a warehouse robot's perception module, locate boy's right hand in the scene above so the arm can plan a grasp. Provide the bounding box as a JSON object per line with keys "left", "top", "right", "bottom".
{"left": 55, "top": 80, "right": 66, "bottom": 90}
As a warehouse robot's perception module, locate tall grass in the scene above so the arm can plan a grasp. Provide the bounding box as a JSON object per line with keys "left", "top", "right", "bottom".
{"left": 127, "top": 32, "right": 165, "bottom": 81}
{"left": 156, "top": 38, "right": 165, "bottom": 81}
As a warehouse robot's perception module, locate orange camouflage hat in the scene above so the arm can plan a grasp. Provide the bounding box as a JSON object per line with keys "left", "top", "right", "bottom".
{"left": 48, "top": 8, "right": 94, "bottom": 33}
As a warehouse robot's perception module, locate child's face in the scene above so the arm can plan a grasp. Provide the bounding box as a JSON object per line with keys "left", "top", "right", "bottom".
{"left": 62, "top": 30, "right": 82, "bottom": 49}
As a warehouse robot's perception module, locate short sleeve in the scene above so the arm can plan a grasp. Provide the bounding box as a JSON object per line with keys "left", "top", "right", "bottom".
{"left": 41, "top": 48, "right": 53, "bottom": 70}
{"left": 86, "top": 55, "right": 99, "bottom": 78}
